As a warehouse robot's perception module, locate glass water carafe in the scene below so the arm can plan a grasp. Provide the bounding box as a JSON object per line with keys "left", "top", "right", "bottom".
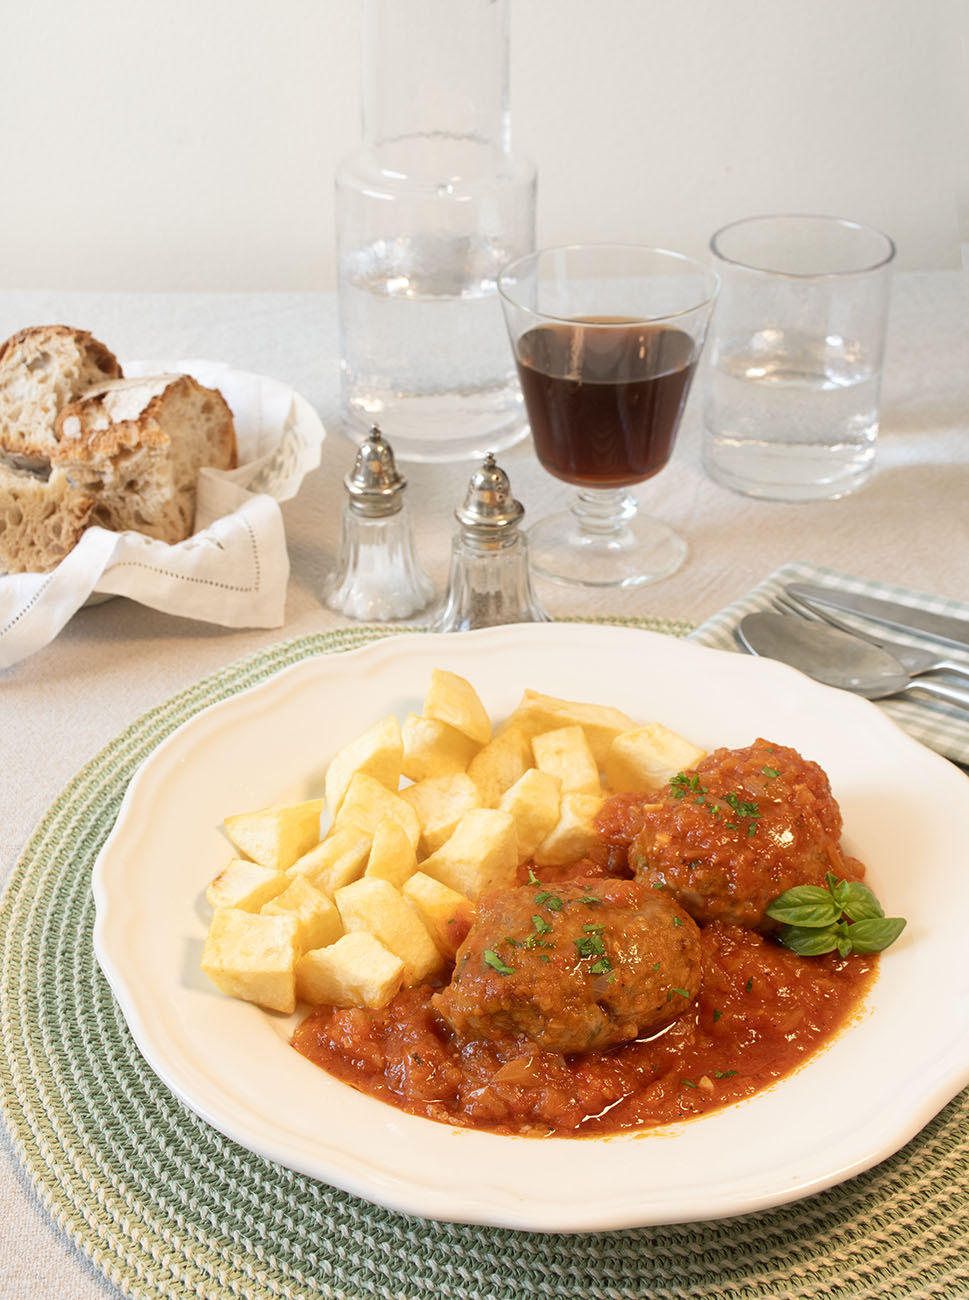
{"left": 336, "top": 0, "right": 536, "bottom": 463}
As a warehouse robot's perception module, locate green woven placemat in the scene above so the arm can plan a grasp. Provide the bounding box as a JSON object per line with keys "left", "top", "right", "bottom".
{"left": 2, "top": 622, "right": 969, "bottom": 1300}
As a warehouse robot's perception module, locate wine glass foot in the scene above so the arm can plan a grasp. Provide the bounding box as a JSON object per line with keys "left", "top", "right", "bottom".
{"left": 527, "top": 506, "right": 687, "bottom": 588}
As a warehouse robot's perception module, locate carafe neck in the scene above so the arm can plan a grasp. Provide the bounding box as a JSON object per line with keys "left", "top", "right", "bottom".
{"left": 360, "top": 0, "right": 511, "bottom": 154}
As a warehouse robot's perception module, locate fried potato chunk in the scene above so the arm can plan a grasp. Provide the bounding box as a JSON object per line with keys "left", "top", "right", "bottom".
{"left": 401, "top": 872, "right": 476, "bottom": 961}
{"left": 223, "top": 799, "right": 324, "bottom": 871}
{"left": 533, "top": 793, "right": 604, "bottom": 866}
{"left": 399, "top": 772, "right": 482, "bottom": 856}
{"left": 604, "top": 722, "right": 706, "bottom": 793}
{"left": 295, "top": 932, "right": 404, "bottom": 1009}
{"left": 261, "top": 875, "right": 343, "bottom": 952}
{"left": 423, "top": 669, "right": 492, "bottom": 746}
{"left": 324, "top": 715, "right": 403, "bottom": 819}
{"left": 531, "top": 724, "right": 601, "bottom": 796}
{"left": 287, "top": 825, "right": 372, "bottom": 896}
{"left": 497, "top": 689, "right": 636, "bottom": 764}
{"left": 334, "top": 772, "right": 421, "bottom": 849}
{"left": 335, "top": 877, "right": 444, "bottom": 986}
{"left": 400, "top": 713, "right": 481, "bottom": 782}
{"left": 364, "top": 817, "right": 419, "bottom": 888}
{"left": 497, "top": 768, "right": 561, "bottom": 862}
{"left": 418, "top": 808, "right": 518, "bottom": 899}
{"left": 205, "top": 858, "right": 289, "bottom": 912}
{"left": 201, "top": 908, "right": 299, "bottom": 1013}
{"left": 467, "top": 724, "right": 532, "bottom": 807}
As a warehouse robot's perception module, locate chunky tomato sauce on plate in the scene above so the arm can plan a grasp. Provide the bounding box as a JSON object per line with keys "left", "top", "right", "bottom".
{"left": 293, "top": 739, "right": 879, "bottom": 1138}
{"left": 293, "top": 919, "right": 875, "bottom": 1137}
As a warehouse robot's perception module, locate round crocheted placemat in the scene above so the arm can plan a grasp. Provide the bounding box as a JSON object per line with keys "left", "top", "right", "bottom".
{"left": 2, "top": 623, "right": 968, "bottom": 1300}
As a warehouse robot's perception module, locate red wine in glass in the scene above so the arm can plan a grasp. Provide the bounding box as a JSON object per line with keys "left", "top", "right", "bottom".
{"left": 514, "top": 317, "right": 697, "bottom": 489}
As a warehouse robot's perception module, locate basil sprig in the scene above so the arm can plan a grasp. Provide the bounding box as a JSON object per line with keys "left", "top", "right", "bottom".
{"left": 766, "top": 872, "right": 906, "bottom": 958}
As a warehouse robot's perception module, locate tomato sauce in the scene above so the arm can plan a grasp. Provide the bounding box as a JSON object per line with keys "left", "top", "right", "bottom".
{"left": 292, "top": 924, "right": 875, "bottom": 1137}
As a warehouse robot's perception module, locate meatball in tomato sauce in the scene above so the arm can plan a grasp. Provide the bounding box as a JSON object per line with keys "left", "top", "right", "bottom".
{"left": 629, "top": 738, "right": 861, "bottom": 930}
{"left": 431, "top": 877, "right": 702, "bottom": 1056}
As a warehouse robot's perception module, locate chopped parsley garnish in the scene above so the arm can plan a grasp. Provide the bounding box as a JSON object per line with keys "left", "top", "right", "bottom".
{"left": 528, "top": 870, "right": 563, "bottom": 911}
{"left": 669, "top": 773, "right": 761, "bottom": 834}
{"left": 573, "top": 923, "right": 613, "bottom": 975}
{"left": 762, "top": 766, "right": 780, "bottom": 778}
{"left": 483, "top": 949, "right": 515, "bottom": 976}
{"left": 574, "top": 927, "right": 606, "bottom": 959}
{"left": 714, "top": 1069, "right": 738, "bottom": 1079}
{"left": 523, "top": 913, "right": 556, "bottom": 951}
{"left": 534, "top": 889, "right": 563, "bottom": 912}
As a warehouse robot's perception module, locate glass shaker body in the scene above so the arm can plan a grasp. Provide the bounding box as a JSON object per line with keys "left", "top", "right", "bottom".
{"left": 435, "top": 530, "right": 547, "bottom": 632}
{"left": 336, "top": 0, "right": 536, "bottom": 464}
{"left": 433, "top": 452, "right": 547, "bottom": 632}
{"left": 325, "top": 505, "right": 434, "bottom": 622}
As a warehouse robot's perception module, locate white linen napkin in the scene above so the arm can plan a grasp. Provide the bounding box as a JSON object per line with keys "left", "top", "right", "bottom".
{"left": 0, "top": 359, "right": 325, "bottom": 671}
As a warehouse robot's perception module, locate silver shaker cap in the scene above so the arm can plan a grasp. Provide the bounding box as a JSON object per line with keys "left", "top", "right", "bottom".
{"left": 345, "top": 425, "right": 406, "bottom": 517}
{"left": 455, "top": 453, "right": 525, "bottom": 534}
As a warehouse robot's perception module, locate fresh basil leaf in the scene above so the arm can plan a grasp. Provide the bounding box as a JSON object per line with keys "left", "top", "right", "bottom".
{"left": 830, "top": 877, "right": 857, "bottom": 914}
{"left": 843, "top": 916, "right": 906, "bottom": 954}
{"left": 776, "top": 924, "right": 841, "bottom": 955}
{"left": 766, "top": 885, "right": 841, "bottom": 928}
{"left": 839, "top": 882, "right": 885, "bottom": 923}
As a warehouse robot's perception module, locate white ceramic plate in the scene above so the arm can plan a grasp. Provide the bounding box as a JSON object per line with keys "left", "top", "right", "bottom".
{"left": 92, "top": 624, "right": 969, "bottom": 1232}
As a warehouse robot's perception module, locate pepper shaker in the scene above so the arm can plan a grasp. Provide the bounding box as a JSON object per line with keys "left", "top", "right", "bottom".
{"left": 434, "top": 453, "right": 548, "bottom": 631}
{"left": 324, "top": 426, "right": 435, "bottom": 621}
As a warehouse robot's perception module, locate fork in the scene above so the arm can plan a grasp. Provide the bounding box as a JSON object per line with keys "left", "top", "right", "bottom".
{"left": 773, "top": 590, "right": 969, "bottom": 686}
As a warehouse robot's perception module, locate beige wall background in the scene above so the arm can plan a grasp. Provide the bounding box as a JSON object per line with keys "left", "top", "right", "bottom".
{"left": 1, "top": 0, "right": 965, "bottom": 292}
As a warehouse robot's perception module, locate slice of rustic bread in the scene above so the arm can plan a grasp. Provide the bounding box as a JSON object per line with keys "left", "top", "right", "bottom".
{"left": 0, "top": 325, "right": 123, "bottom": 470}
{"left": 53, "top": 372, "right": 238, "bottom": 544}
{"left": 0, "top": 462, "right": 96, "bottom": 573}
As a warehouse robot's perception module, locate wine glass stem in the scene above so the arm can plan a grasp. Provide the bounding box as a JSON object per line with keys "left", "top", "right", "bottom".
{"left": 570, "top": 487, "right": 639, "bottom": 535}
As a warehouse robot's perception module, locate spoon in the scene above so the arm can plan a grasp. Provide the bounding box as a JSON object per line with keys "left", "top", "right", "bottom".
{"left": 777, "top": 589, "right": 969, "bottom": 685}
{"left": 737, "top": 611, "right": 969, "bottom": 709}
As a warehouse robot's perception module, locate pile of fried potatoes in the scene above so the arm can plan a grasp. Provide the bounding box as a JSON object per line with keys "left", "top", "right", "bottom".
{"left": 200, "top": 669, "right": 704, "bottom": 1016}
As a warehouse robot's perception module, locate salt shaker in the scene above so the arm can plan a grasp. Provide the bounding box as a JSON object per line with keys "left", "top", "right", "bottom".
{"left": 324, "top": 426, "right": 434, "bottom": 621}
{"left": 434, "top": 453, "right": 548, "bottom": 632}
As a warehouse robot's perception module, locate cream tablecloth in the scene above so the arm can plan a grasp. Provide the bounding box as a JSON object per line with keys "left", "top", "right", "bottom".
{"left": 0, "top": 273, "right": 967, "bottom": 1299}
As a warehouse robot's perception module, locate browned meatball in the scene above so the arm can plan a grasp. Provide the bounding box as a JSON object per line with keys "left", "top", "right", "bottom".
{"left": 629, "top": 738, "right": 860, "bottom": 930}
{"left": 431, "top": 877, "right": 702, "bottom": 1055}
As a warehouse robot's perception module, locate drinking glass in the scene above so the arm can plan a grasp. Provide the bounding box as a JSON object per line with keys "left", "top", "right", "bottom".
{"left": 702, "top": 215, "right": 895, "bottom": 501}
{"left": 498, "top": 244, "right": 719, "bottom": 587}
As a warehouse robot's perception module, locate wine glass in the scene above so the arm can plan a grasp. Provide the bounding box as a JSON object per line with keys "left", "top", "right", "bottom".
{"left": 497, "top": 244, "right": 719, "bottom": 587}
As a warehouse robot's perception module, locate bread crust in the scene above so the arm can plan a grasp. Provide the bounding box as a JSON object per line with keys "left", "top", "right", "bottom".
{"left": 0, "top": 324, "right": 121, "bottom": 378}
{"left": 0, "top": 327, "right": 240, "bottom": 572}
{"left": 53, "top": 373, "right": 238, "bottom": 545}
{"left": 55, "top": 374, "right": 235, "bottom": 466}
{"left": 0, "top": 325, "right": 123, "bottom": 468}
{"left": 0, "top": 462, "right": 96, "bottom": 574}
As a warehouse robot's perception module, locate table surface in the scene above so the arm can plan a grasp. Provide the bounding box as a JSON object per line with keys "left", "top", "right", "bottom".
{"left": 1, "top": 272, "right": 967, "bottom": 1299}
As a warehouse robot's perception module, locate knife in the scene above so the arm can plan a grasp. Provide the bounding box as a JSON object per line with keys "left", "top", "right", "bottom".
{"left": 785, "top": 582, "right": 969, "bottom": 655}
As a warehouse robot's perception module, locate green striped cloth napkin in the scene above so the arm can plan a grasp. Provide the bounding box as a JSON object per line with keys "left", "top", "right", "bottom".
{"left": 688, "top": 561, "right": 969, "bottom": 766}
